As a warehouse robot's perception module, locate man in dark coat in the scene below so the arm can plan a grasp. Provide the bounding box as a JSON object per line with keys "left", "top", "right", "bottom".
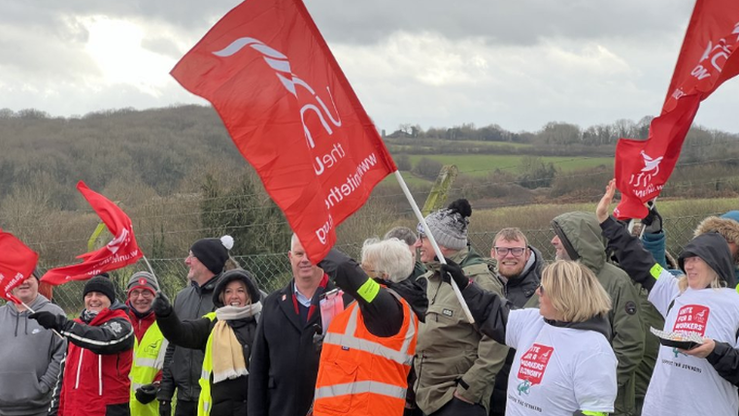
{"left": 247, "top": 234, "right": 349, "bottom": 416}
{"left": 157, "top": 236, "right": 232, "bottom": 416}
{"left": 488, "top": 227, "right": 545, "bottom": 416}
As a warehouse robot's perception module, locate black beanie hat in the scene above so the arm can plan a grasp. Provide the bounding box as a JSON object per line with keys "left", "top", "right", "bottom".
{"left": 191, "top": 235, "right": 234, "bottom": 275}
{"left": 83, "top": 274, "right": 116, "bottom": 304}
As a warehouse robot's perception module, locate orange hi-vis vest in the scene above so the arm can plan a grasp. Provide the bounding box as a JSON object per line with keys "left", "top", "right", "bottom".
{"left": 313, "top": 291, "right": 418, "bottom": 416}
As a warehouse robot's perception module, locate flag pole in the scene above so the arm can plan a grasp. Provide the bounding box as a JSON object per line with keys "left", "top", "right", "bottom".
{"left": 393, "top": 170, "right": 475, "bottom": 323}
{"left": 141, "top": 255, "right": 158, "bottom": 281}
{"left": 21, "top": 301, "right": 64, "bottom": 339}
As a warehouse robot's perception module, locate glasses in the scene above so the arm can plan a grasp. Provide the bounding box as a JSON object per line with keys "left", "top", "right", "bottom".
{"left": 361, "top": 265, "right": 383, "bottom": 279}
{"left": 494, "top": 247, "right": 526, "bottom": 257}
{"left": 536, "top": 283, "right": 545, "bottom": 295}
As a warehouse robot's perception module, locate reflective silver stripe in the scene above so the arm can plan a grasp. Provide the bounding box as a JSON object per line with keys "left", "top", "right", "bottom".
{"left": 130, "top": 381, "right": 144, "bottom": 390}
{"left": 315, "top": 381, "right": 406, "bottom": 400}
{"left": 324, "top": 333, "right": 413, "bottom": 365}
{"left": 135, "top": 357, "right": 158, "bottom": 368}
{"left": 330, "top": 297, "right": 416, "bottom": 365}
{"left": 154, "top": 339, "right": 169, "bottom": 369}
{"left": 202, "top": 369, "right": 210, "bottom": 380}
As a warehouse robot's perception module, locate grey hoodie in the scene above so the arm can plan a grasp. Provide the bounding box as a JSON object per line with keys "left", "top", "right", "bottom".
{"left": 0, "top": 294, "right": 67, "bottom": 416}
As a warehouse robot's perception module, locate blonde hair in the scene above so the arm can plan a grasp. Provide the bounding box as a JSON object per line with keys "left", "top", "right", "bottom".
{"left": 541, "top": 260, "right": 612, "bottom": 322}
{"left": 494, "top": 227, "right": 529, "bottom": 246}
{"left": 361, "top": 238, "right": 414, "bottom": 283}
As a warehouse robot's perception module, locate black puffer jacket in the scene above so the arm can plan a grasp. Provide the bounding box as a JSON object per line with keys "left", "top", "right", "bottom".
{"left": 157, "top": 270, "right": 261, "bottom": 416}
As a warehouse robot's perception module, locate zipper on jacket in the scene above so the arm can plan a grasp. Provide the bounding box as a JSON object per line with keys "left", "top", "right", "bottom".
{"left": 75, "top": 352, "right": 84, "bottom": 389}
{"left": 98, "top": 354, "right": 103, "bottom": 396}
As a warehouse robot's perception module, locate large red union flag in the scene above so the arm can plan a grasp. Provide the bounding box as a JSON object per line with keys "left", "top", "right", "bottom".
{"left": 171, "top": 0, "right": 397, "bottom": 262}
{"left": 0, "top": 230, "right": 39, "bottom": 304}
{"left": 614, "top": 0, "right": 739, "bottom": 220}
{"left": 41, "top": 181, "right": 143, "bottom": 285}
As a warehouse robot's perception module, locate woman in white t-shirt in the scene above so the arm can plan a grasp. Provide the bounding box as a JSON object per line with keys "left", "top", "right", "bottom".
{"left": 443, "top": 258, "right": 617, "bottom": 416}
{"left": 597, "top": 179, "right": 739, "bottom": 416}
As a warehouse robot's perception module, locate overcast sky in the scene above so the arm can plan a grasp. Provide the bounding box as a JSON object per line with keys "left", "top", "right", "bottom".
{"left": 1, "top": 0, "right": 737, "bottom": 134}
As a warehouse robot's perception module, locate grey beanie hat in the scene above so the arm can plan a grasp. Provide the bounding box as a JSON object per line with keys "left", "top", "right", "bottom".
{"left": 126, "top": 271, "right": 160, "bottom": 296}
{"left": 417, "top": 199, "right": 472, "bottom": 250}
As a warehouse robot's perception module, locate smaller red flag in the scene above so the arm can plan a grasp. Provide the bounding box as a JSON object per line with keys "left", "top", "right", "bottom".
{"left": 41, "top": 181, "right": 143, "bottom": 285}
{"left": 0, "top": 229, "right": 39, "bottom": 304}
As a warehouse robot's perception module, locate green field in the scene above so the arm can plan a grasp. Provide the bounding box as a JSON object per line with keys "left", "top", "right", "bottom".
{"left": 408, "top": 154, "right": 613, "bottom": 176}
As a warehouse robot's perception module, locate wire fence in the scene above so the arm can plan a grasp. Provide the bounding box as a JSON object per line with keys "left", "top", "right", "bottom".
{"left": 34, "top": 214, "right": 709, "bottom": 313}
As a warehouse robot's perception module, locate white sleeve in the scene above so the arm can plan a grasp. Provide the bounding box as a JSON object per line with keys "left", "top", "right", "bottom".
{"left": 647, "top": 269, "right": 680, "bottom": 318}
{"left": 506, "top": 309, "right": 539, "bottom": 349}
{"left": 573, "top": 351, "right": 618, "bottom": 413}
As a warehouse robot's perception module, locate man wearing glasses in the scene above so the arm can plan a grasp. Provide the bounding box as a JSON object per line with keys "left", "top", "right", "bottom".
{"left": 488, "top": 228, "right": 546, "bottom": 416}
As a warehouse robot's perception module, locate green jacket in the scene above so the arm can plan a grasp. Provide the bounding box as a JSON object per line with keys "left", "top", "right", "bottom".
{"left": 413, "top": 246, "right": 509, "bottom": 414}
{"left": 552, "top": 212, "right": 645, "bottom": 416}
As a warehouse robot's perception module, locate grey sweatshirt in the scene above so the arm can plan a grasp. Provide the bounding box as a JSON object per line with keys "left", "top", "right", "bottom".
{"left": 0, "top": 294, "right": 67, "bottom": 416}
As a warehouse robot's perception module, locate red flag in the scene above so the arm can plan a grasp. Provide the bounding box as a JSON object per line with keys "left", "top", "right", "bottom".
{"left": 171, "top": 0, "right": 397, "bottom": 262}
{"left": 0, "top": 230, "right": 39, "bottom": 304}
{"left": 41, "top": 181, "right": 143, "bottom": 285}
{"left": 614, "top": 0, "right": 739, "bottom": 220}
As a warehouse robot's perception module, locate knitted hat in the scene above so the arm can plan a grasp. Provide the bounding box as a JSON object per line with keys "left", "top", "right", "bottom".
{"left": 417, "top": 199, "right": 472, "bottom": 250}
{"left": 190, "top": 235, "right": 234, "bottom": 274}
{"left": 126, "top": 271, "right": 160, "bottom": 297}
{"left": 83, "top": 274, "right": 116, "bottom": 304}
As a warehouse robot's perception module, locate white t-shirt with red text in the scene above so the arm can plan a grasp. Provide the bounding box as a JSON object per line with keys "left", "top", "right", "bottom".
{"left": 504, "top": 308, "right": 617, "bottom": 416}
{"left": 643, "top": 272, "right": 739, "bottom": 416}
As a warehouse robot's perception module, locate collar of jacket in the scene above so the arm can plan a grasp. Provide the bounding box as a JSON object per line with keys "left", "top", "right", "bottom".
{"left": 192, "top": 273, "right": 222, "bottom": 295}
{"left": 543, "top": 313, "right": 611, "bottom": 341}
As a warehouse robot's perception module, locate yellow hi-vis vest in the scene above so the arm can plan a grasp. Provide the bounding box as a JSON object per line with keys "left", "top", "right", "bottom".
{"left": 129, "top": 321, "right": 167, "bottom": 416}
{"left": 313, "top": 291, "right": 418, "bottom": 416}
{"left": 198, "top": 312, "right": 218, "bottom": 416}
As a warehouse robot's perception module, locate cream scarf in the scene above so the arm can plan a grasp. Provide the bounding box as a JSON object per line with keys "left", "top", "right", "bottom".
{"left": 211, "top": 302, "right": 262, "bottom": 383}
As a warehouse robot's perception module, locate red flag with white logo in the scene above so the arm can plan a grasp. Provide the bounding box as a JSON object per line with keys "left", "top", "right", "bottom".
{"left": 614, "top": 0, "right": 739, "bottom": 220}
{"left": 170, "top": 0, "right": 397, "bottom": 262}
{"left": 0, "top": 230, "right": 39, "bottom": 304}
{"left": 41, "top": 181, "right": 143, "bottom": 285}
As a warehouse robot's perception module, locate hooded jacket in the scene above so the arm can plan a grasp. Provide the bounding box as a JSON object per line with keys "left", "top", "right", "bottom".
{"left": 601, "top": 217, "right": 739, "bottom": 415}
{"left": 56, "top": 301, "right": 135, "bottom": 416}
{"left": 157, "top": 270, "right": 261, "bottom": 416}
{"left": 0, "top": 294, "right": 66, "bottom": 416}
{"left": 158, "top": 274, "right": 221, "bottom": 404}
{"left": 413, "top": 246, "right": 508, "bottom": 414}
{"left": 552, "top": 212, "right": 644, "bottom": 416}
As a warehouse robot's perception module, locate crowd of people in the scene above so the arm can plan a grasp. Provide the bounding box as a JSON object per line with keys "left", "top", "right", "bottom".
{"left": 1, "top": 183, "right": 739, "bottom": 416}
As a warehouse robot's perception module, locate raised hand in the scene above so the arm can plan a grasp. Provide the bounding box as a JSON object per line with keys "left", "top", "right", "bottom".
{"left": 596, "top": 179, "right": 617, "bottom": 224}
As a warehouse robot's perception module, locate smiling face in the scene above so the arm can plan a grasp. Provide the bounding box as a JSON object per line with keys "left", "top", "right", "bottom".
{"left": 551, "top": 235, "right": 570, "bottom": 260}
{"left": 289, "top": 238, "right": 321, "bottom": 283}
{"left": 683, "top": 256, "right": 717, "bottom": 289}
{"left": 221, "top": 280, "right": 250, "bottom": 307}
{"left": 11, "top": 276, "right": 39, "bottom": 305}
{"left": 84, "top": 291, "right": 112, "bottom": 313}
{"left": 185, "top": 250, "right": 211, "bottom": 284}
{"left": 128, "top": 288, "right": 155, "bottom": 314}
{"left": 493, "top": 236, "right": 530, "bottom": 279}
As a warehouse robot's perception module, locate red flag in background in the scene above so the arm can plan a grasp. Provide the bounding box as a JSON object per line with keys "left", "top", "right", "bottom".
{"left": 41, "top": 181, "right": 143, "bottom": 285}
{"left": 0, "top": 230, "right": 39, "bottom": 304}
{"left": 614, "top": 0, "right": 739, "bottom": 220}
{"left": 171, "top": 0, "right": 397, "bottom": 262}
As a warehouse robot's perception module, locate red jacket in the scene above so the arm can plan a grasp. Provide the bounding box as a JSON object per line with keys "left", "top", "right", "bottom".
{"left": 58, "top": 306, "right": 134, "bottom": 416}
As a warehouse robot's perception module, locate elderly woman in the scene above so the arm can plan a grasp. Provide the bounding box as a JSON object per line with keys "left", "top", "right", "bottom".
{"left": 596, "top": 179, "right": 739, "bottom": 416}
{"left": 312, "top": 239, "right": 426, "bottom": 416}
{"left": 153, "top": 269, "right": 262, "bottom": 416}
{"left": 443, "top": 259, "right": 617, "bottom": 416}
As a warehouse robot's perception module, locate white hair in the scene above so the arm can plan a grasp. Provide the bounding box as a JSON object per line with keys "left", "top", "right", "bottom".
{"left": 361, "top": 238, "right": 414, "bottom": 283}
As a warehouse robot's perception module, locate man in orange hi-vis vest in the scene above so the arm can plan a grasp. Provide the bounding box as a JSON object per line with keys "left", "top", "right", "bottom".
{"left": 313, "top": 239, "right": 427, "bottom": 416}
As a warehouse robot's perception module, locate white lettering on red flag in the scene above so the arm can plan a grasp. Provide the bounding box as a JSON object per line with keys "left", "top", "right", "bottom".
{"left": 170, "top": 0, "right": 397, "bottom": 262}
{"left": 614, "top": 0, "right": 739, "bottom": 220}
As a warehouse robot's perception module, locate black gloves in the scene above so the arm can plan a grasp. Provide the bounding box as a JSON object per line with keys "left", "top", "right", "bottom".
{"left": 642, "top": 203, "right": 663, "bottom": 234}
{"left": 438, "top": 257, "right": 469, "bottom": 290}
{"left": 29, "top": 311, "right": 67, "bottom": 331}
{"left": 135, "top": 383, "right": 158, "bottom": 404}
{"left": 159, "top": 400, "right": 172, "bottom": 416}
{"left": 153, "top": 292, "right": 173, "bottom": 317}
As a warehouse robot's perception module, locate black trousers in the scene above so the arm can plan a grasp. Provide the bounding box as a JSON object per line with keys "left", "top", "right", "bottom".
{"left": 174, "top": 399, "right": 197, "bottom": 416}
